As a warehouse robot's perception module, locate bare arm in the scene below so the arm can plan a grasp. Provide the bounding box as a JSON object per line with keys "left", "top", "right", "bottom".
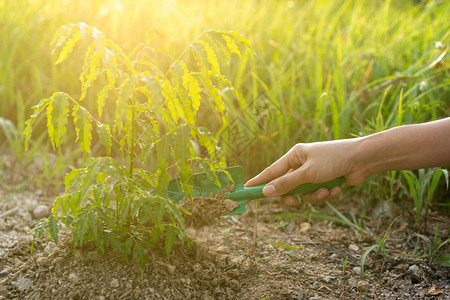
{"left": 245, "top": 118, "right": 450, "bottom": 203}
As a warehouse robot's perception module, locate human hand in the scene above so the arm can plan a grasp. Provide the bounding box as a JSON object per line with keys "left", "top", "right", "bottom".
{"left": 244, "top": 138, "right": 369, "bottom": 204}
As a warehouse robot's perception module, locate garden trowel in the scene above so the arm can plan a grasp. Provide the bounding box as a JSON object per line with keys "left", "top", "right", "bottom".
{"left": 167, "top": 165, "right": 344, "bottom": 215}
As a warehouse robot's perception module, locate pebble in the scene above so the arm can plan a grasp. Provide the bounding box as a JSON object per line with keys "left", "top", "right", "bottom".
{"left": 329, "top": 253, "right": 339, "bottom": 261}
{"left": 0, "top": 268, "right": 9, "bottom": 277}
{"left": 348, "top": 244, "right": 360, "bottom": 252}
{"left": 36, "top": 256, "right": 49, "bottom": 267}
{"left": 357, "top": 280, "right": 370, "bottom": 293}
{"left": 110, "top": 278, "right": 120, "bottom": 288}
{"left": 166, "top": 264, "right": 176, "bottom": 275}
{"left": 68, "top": 273, "right": 79, "bottom": 285}
{"left": 33, "top": 205, "right": 49, "bottom": 219}
{"left": 229, "top": 279, "right": 241, "bottom": 291}
{"left": 408, "top": 264, "right": 419, "bottom": 276}
{"left": 193, "top": 263, "right": 202, "bottom": 272}
{"left": 14, "top": 276, "right": 33, "bottom": 291}
{"left": 285, "top": 222, "right": 296, "bottom": 234}
{"left": 352, "top": 266, "right": 361, "bottom": 276}
{"left": 299, "top": 222, "right": 310, "bottom": 232}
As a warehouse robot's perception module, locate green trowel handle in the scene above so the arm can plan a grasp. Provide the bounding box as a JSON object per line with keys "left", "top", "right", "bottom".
{"left": 226, "top": 177, "right": 345, "bottom": 201}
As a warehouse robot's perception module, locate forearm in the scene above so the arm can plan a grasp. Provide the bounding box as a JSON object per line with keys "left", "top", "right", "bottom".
{"left": 358, "top": 118, "right": 450, "bottom": 175}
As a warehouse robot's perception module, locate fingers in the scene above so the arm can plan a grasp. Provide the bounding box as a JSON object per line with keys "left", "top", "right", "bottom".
{"left": 244, "top": 146, "right": 302, "bottom": 187}
{"left": 281, "top": 186, "right": 342, "bottom": 206}
{"left": 281, "top": 195, "right": 298, "bottom": 206}
{"left": 261, "top": 165, "right": 311, "bottom": 197}
{"left": 301, "top": 186, "right": 341, "bottom": 204}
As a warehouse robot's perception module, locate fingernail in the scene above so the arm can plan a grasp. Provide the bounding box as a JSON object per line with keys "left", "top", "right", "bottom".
{"left": 263, "top": 184, "right": 276, "bottom": 197}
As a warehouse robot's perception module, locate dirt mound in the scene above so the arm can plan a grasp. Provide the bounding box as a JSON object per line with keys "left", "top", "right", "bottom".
{"left": 179, "top": 183, "right": 239, "bottom": 227}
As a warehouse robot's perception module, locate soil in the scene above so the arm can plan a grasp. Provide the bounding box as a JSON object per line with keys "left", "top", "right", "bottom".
{"left": 0, "top": 168, "right": 449, "bottom": 299}
{"left": 179, "top": 183, "right": 239, "bottom": 227}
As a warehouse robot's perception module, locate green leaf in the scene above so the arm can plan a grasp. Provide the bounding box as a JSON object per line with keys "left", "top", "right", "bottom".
{"left": 360, "top": 244, "right": 379, "bottom": 277}
{"left": 195, "top": 40, "right": 221, "bottom": 75}
{"left": 88, "top": 212, "right": 98, "bottom": 240}
{"left": 31, "top": 220, "right": 47, "bottom": 253}
{"left": 97, "top": 84, "right": 112, "bottom": 117}
{"left": 147, "top": 225, "right": 160, "bottom": 244}
{"left": 222, "top": 33, "right": 242, "bottom": 59}
{"left": 55, "top": 31, "right": 83, "bottom": 65}
{"left": 24, "top": 98, "right": 51, "bottom": 151}
{"left": 46, "top": 92, "right": 69, "bottom": 154}
{"left": 133, "top": 239, "right": 147, "bottom": 269}
{"left": 79, "top": 44, "right": 102, "bottom": 101}
{"left": 271, "top": 242, "right": 300, "bottom": 250}
{"left": 165, "top": 225, "right": 176, "bottom": 259}
{"left": 96, "top": 124, "right": 112, "bottom": 155}
{"left": 48, "top": 215, "right": 59, "bottom": 243}
{"left": 72, "top": 105, "right": 92, "bottom": 158}
{"left": 160, "top": 79, "right": 183, "bottom": 123}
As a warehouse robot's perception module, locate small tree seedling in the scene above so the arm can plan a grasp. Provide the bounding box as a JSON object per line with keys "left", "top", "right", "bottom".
{"left": 25, "top": 22, "right": 251, "bottom": 267}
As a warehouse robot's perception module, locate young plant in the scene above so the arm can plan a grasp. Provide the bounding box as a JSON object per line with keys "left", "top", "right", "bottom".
{"left": 360, "top": 217, "right": 399, "bottom": 278}
{"left": 25, "top": 23, "right": 250, "bottom": 267}
{"left": 401, "top": 168, "right": 449, "bottom": 224}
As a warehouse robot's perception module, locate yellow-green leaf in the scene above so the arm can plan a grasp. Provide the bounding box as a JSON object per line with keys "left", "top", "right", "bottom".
{"left": 54, "top": 31, "right": 83, "bottom": 65}
{"left": 96, "top": 124, "right": 112, "bottom": 155}
{"left": 72, "top": 105, "right": 92, "bottom": 158}
{"left": 23, "top": 98, "right": 51, "bottom": 151}
{"left": 46, "top": 92, "right": 69, "bottom": 154}
{"left": 196, "top": 40, "right": 221, "bottom": 75}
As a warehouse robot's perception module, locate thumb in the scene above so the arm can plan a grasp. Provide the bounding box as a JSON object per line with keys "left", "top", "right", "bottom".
{"left": 262, "top": 166, "right": 313, "bottom": 197}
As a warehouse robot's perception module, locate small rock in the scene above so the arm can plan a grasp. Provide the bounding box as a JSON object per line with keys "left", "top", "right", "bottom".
{"left": 352, "top": 266, "right": 361, "bottom": 276}
{"left": 193, "top": 263, "right": 202, "bottom": 272}
{"left": 229, "top": 279, "right": 241, "bottom": 291}
{"left": 408, "top": 264, "right": 419, "bottom": 276}
{"left": 285, "top": 222, "right": 296, "bottom": 234}
{"left": 0, "top": 268, "right": 10, "bottom": 277}
{"left": 99, "top": 296, "right": 105, "bottom": 300}
{"left": 329, "top": 253, "right": 339, "bottom": 262}
{"left": 52, "top": 288, "right": 58, "bottom": 295}
{"left": 14, "top": 276, "right": 33, "bottom": 292}
{"left": 357, "top": 280, "right": 370, "bottom": 293}
{"left": 310, "top": 296, "right": 321, "bottom": 300}
{"left": 33, "top": 205, "right": 50, "bottom": 219}
{"left": 36, "top": 256, "right": 48, "bottom": 267}
{"left": 297, "top": 289, "right": 304, "bottom": 300}
{"left": 348, "top": 244, "right": 359, "bottom": 252}
{"left": 43, "top": 242, "right": 56, "bottom": 254}
{"left": 68, "top": 273, "right": 79, "bottom": 285}
{"left": 166, "top": 264, "right": 176, "bottom": 275}
{"left": 110, "top": 278, "right": 120, "bottom": 288}
{"left": 299, "top": 222, "right": 310, "bottom": 232}
{"left": 22, "top": 212, "right": 32, "bottom": 223}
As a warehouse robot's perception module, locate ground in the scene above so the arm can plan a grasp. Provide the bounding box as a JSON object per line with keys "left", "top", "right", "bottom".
{"left": 0, "top": 169, "right": 449, "bottom": 299}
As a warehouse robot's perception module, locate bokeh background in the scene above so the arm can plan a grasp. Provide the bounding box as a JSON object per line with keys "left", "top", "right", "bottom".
{"left": 1, "top": 0, "right": 449, "bottom": 203}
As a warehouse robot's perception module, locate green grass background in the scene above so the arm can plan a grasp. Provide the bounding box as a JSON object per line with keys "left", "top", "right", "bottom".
{"left": 0, "top": 0, "right": 449, "bottom": 199}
